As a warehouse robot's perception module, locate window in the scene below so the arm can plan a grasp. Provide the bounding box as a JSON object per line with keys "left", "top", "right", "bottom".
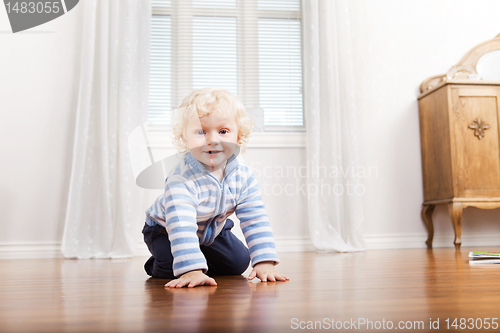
{"left": 150, "top": 0, "right": 304, "bottom": 131}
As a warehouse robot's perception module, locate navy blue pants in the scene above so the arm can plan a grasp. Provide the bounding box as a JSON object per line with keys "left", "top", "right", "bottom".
{"left": 142, "top": 219, "right": 251, "bottom": 279}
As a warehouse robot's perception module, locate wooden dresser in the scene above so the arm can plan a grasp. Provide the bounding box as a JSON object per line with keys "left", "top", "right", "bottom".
{"left": 418, "top": 34, "right": 500, "bottom": 249}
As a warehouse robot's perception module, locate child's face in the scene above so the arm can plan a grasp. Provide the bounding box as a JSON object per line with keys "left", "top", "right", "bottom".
{"left": 184, "top": 108, "right": 239, "bottom": 172}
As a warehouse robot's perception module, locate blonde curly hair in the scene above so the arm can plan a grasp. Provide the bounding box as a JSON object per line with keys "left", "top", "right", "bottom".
{"left": 172, "top": 87, "right": 253, "bottom": 153}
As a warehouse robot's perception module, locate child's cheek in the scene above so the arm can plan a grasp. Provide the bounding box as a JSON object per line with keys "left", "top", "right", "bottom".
{"left": 189, "top": 137, "right": 206, "bottom": 149}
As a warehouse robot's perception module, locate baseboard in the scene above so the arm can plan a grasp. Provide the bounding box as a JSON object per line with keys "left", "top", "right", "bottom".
{"left": 275, "top": 237, "right": 317, "bottom": 252}
{"left": 0, "top": 238, "right": 318, "bottom": 259}
{"left": 364, "top": 232, "right": 500, "bottom": 249}
{"left": 2, "top": 233, "right": 500, "bottom": 259}
{"left": 0, "top": 242, "right": 64, "bottom": 259}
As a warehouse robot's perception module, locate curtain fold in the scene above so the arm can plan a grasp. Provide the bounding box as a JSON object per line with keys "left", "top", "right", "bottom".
{"left": 62, "top": 0, "right": 150, "bottom": 258}
{"left": 303, "top": 0, "right": 365, "bottom": 252}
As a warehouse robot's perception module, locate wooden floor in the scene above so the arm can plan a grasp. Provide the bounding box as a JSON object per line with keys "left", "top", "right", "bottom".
{"left": 2, "top": 248, "right": 500, "bottom": 332}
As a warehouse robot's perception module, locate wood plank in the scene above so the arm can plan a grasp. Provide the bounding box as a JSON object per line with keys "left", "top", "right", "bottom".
{"left": 2, "top": 249, "right": 500, "bottom": 332}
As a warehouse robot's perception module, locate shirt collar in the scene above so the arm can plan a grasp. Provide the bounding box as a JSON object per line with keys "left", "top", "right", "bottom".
{"left": 185, "top": 152, "right": 239, "bottom": 179}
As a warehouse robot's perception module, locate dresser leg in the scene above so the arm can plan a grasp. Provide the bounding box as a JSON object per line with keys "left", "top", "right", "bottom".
{"left": 421, "top": 205, "right": 435, "bottom": 249}
{"left": 447, "top": 202, "right": 463, "bottom": 250}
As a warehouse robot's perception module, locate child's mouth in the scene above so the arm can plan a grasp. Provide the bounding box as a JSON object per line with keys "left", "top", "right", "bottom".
{"left": 205, "top": 150, "right": 223, "bottom": 156}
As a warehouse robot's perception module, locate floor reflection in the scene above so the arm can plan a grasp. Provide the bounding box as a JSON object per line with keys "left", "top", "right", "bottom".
{"left": 424, "top": 247, "right": 500, "bottom": 326}
{"left": 144, "top": 276, "right": 280, "bottom": 332}
{"left": 60, "top": 258, "right": 146, "bottom": 332}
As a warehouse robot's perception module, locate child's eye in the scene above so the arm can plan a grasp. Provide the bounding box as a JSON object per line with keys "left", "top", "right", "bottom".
{"left": 195, "top": 130, "right": 205, "bottom": 135}
{"left": 219, "top": 129, "right": 229, "bottom": 134}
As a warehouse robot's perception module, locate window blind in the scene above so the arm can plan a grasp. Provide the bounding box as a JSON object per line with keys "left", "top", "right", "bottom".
{"left": 149, "top": 0, "right": 303, "bottom": 129}
{"left": 258, "top": 0, "right": 301, "bottom": 11}
{"left": 192, "top": 16, "right": 238, "bottom": 95}
{"left": 193, "top": 0, "right": 236, "bottom": 9}
{"left": 258, "top": 18, "right": 303, "bottom": 126}
{"left": 149, "top": 15, "right": 171, "bottom": 127}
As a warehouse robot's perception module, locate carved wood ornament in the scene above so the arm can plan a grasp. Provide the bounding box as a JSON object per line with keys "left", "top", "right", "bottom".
{"left": 468, "top": 117, "right": 490, "bottom": 139}
{"left": 420, "top": 34, "right": 500, "bottom": 93}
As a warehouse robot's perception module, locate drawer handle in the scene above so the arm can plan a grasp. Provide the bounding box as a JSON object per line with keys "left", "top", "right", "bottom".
{"left": 468, "top": 117, "right": 490, "bottom": 140}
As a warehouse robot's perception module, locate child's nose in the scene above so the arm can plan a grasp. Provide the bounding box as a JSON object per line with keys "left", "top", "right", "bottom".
{"left": 206, "top": 131, "right": 221, "bottom": 145}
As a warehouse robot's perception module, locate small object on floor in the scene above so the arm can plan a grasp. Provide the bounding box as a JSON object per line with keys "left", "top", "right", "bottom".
{"left": 469, "top": 251, "right": 500, "bottom": 264}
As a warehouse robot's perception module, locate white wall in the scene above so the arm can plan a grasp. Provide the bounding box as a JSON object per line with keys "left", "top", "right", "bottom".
{"left": 350, "top": 0, "right": 500, "bottom": 247}
{"left": 2, "top": 0, "right": 500, "bottom": 259}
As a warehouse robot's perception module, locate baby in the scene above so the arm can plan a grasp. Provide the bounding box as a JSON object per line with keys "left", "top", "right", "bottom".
{"left": 142, "top": 87, "right": 289, "bottom": 288}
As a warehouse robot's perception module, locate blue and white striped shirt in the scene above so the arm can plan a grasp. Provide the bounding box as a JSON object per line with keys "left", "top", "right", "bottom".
{"left": 145, "top": 153, "right": 279, "bottom": 277}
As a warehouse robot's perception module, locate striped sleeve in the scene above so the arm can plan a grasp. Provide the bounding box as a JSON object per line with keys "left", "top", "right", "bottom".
{"left": 235, "top": 167, "right": 279, "bottom": 267}
{"left": 163, "top": 177, "right": 208, "bottom": 277}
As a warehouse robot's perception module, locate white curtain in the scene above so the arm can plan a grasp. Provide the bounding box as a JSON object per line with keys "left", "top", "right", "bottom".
{"left": 62, "top": 0, "right": 150, "bottom": 258}
{"left": 303, "top": 0, "right": 365, "bottom": 252}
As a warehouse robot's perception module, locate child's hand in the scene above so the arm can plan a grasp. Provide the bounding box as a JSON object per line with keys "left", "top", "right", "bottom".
{"left": 165, "top": 270, "right": 217, "bottom": 288}
{"left": 248, "top": 261, "right": 289, "bottom": 282}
